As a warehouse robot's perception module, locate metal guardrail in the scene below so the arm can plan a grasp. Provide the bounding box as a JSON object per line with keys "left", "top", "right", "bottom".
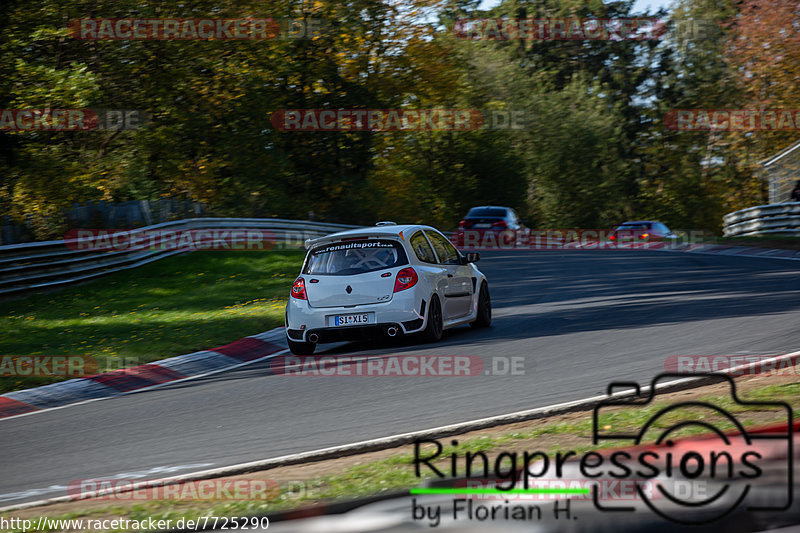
{"left": 0, "top": 218, "right": 358, "bottom": 297}
{"left": 722, "top": 202, "right": 800, "bottom": 237}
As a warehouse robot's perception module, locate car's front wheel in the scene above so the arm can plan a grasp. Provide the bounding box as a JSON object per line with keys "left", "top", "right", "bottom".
{"left": 419, "top": 294, "right": 443, "bottom": 343}
{"left": 470, "top": 282, "right": 491, "bottom": 328}
{"left": 287, "top": 337, "right": 316, "bottom": 355}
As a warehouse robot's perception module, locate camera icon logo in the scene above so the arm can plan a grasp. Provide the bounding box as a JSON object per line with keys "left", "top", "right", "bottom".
{"left": 592, "top": 373, "right": 793, "bottom": 525}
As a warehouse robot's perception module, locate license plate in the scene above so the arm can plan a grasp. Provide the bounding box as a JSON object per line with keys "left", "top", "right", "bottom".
{"left": 474, "top": 223, "right": 491, "bottom": 229}
{"left": 332, "top": 313, "right": 371, "bottom": 326}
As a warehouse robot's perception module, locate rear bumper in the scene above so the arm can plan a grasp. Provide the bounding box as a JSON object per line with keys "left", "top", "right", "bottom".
{"left": 287, "top": 324, "right": 385, "bottom": 343}
{"left": 285, "top": 291, "right": 426, "bottom": 343}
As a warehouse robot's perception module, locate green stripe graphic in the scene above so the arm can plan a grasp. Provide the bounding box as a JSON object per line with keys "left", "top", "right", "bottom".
{"left": 410, "top": 487, "right": 590, "bottom": 495}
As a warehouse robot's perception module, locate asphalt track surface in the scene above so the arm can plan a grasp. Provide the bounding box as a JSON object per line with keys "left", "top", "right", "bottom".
{"left": 2, "top": 249, "right": 800, "bottom": 506}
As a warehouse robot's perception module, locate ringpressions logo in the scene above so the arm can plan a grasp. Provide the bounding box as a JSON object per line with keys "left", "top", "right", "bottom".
{"left": 410, "top": 373, "right": 793, "bottom": 526}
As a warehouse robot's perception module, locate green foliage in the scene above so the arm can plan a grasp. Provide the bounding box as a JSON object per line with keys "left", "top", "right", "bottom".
{"left": 0, "top": 249, "right": 304, "bottom": 394}
{"left": 0, "top": 0, "right": 779, "bottom": 236}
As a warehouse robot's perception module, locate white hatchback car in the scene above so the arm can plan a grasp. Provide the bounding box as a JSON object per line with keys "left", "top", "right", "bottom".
{"left": 285, "top": 223, "right": 491, "bottom": 355}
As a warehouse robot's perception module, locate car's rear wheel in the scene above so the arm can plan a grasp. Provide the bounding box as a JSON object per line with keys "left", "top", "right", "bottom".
{"left": 419, "top": 295, "right": 443, "bottom": 343}
{"left": 287, "top": 337, "right": 316, "bottom": 355}
{"left": 470, "top": 282, "right": 491, "bottom": 328}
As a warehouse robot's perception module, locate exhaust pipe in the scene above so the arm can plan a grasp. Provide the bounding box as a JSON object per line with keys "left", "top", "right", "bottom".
{"left": 386, "top": 326, "right": 399, "bottom": 337}
{"left": 308, "top": 333, "right": 319, "bottom": 343}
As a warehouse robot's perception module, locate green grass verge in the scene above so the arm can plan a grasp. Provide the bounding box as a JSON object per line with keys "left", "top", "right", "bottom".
{"left": 4, "top": 380, "right": 796, "bottom": 532}
{"left": 0, "top": 250, "right": 304, "bottom": 394}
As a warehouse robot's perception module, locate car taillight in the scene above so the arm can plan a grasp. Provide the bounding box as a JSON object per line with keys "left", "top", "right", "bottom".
{"left": 492, "top": 220, "right": 507, "bottom": 229}
{"left": 393, "top": 267, "right": 418, "bottom": 292}
{"left": 291, "top": 277, "right": 307, "bottom": 299}
{"left": 609, "top": 234, "right": 616, "bottom": 240}
{"left": 640, "top": 233, "right": 649, "bottom": 239}
{"left": 459, "top": 220, "right": 466, "bottom": 228}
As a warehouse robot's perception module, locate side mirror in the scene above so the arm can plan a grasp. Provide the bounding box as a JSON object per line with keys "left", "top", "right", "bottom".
{"left": 466, "top": 252, "right": 480, "bottom": 263}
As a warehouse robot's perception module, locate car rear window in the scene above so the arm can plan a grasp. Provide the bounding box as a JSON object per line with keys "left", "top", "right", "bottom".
{"left": 303, "top": 239, "right": 408, "bottom": 276}
{"left": 616, "top": 223, "right": 651, "bottom": 230}
{"left": 467, "top": 207, "right": 507, "bottom": 217}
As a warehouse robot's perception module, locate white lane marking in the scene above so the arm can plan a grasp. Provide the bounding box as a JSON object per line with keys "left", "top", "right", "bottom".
{"left": 3, "top": 347, "right": 798, "bottom": 513}
{"left": 0, "top": 464, "right": 214, "bottom": 504}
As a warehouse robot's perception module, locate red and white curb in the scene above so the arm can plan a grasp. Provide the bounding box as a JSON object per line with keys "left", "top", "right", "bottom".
{"left": 0, "top": 328, "right": 288, "bottom": 421}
